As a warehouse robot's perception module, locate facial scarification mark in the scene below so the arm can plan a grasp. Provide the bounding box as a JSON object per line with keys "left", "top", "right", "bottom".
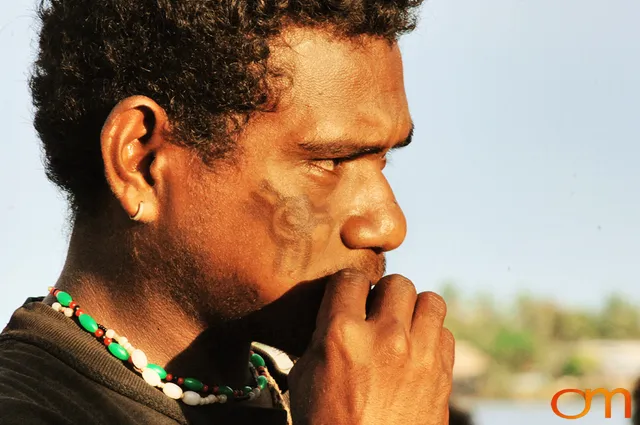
{"left": 249, "top": 180, "right": 334, "bottom": 276}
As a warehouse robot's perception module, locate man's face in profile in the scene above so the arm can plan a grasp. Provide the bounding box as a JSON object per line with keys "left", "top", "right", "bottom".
{"left": 155, "top": 27, "right": 412, "bottom": 351}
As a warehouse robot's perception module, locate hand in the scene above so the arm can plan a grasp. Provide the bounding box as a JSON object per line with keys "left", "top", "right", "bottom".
{"left": 288, "top": 269, "right": 455, "bottom": 425}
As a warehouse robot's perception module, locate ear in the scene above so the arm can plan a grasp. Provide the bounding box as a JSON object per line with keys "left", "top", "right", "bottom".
{"left": 100, "top": 96, "right": 168, "bottom": 223}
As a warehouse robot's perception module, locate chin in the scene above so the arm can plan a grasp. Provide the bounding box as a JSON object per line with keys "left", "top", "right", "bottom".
{"left": 246, "top": 275, "right": 328, "bottom": 357}
{"left": 246, "top": 260, "right": 384, "bottom": 356}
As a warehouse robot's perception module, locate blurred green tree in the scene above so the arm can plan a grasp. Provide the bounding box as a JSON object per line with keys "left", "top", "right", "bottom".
{"left": 490, "top": 327, "right": 537, "bottom": 372}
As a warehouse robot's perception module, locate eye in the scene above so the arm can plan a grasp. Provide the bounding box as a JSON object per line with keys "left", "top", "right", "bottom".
{"left": 312, "top": 158, "right": 345, "bottom": 173}
{"left": 381, "top": 151, "right": 392, "bottom": 169}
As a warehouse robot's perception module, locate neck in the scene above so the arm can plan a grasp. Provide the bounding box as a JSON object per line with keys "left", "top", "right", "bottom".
{"left": 51, "top": 221, "right": 256, "bottom": 391}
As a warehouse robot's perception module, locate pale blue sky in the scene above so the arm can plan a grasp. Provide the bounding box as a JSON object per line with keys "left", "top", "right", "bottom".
{"left": 1, "top": 0, "right": 639, "bottom": 325}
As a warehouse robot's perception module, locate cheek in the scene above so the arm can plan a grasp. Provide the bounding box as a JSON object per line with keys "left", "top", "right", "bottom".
{"left": 171, "top": 170, "right": 341, "bottom": 303}
{"left": 175, "top": 184, "right": 292, "bottom": 299}
{"left": 246, "top": 179, "right": 342, "bottom": 279}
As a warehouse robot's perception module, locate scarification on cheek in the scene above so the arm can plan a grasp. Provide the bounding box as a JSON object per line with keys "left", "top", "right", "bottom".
{"left": 249, "top": 180, "right": 334, "bottom": 277}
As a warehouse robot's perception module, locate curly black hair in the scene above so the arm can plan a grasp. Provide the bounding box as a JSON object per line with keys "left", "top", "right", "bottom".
{"left": 30, "top": 0, "right": 423, "bottom": 216}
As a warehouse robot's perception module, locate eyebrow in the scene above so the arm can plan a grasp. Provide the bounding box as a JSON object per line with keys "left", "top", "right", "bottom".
{"left": 297, "top": 124, "right": 414, "bottom": 159}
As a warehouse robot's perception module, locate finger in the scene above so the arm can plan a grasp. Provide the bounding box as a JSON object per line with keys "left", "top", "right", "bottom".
{"left": 410, "top": 291, "right": 447, "bottom": 352}
{"left": 366, "top": 274, "right": 417, "bottom": 326}
{"left": 315, "top": 268, "right": 372, "bottom": 329}
{"left": 440, "top": 327, "right": 455, "bottom": 373}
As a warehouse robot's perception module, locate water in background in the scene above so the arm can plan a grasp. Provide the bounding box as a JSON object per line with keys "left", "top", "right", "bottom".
{"left": 470, "top": 400, "right": 631, "bottom": 425}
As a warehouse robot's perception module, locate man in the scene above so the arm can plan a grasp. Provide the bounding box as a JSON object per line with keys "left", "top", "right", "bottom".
{"left": 0, "top": 1, "right": 461, "bottom": 424}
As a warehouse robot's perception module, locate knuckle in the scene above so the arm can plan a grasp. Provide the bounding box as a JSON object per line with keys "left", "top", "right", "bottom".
{"left": 381, "top": 322, "right": 411, "bottom": 359}
{"left": 384, "top": 274, "right": 417, "bottom": 294}
{"left": 421, "top": 291, "right": 448, "bottom": 317}
{"left": 442, "top": 328, "right": 456, "bottom": 369}
{"left": 321, "top": 316, "right": 369, "bottom": 365}
{"left": 436, "top": 372, "right": 453, "bottom": 392}
{"left": 388, "top": 334, "right": 410, "bottom": 359}
{"left": 443, "top": 364, "right": 454, "bottom": 380}
{"left": 441, "top": 327, "right": 455, "bottom": 345}
{"left": 325, "top": 315, "right": 360, "bottom": 345}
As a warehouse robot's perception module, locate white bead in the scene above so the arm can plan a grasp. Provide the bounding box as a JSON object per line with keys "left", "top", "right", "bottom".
{"left": 123, "top": 342, "right": 134, "bottom": 353}
{"left": 116, "top": 336, "right": 128, "bottom": 345}
{"left": 200, "top": 395, "right": 215, "bottom": 405}
{"left": 253, "top": 388, "right": 261, "bottom": 398}
{"left": 248, "top": 391, "right": 256, "bottom": 400}
{"left": 182, "top": 391, "right": 201, "bottom": 406}
{"left": 217, "top": 394, "right": 227, "bottom": 404}
{"left": 51, "top": 302, "right": 61, "bottom": 312}
{"left": 105, "top": 329, "right": 116, "bottom": 338}
{"left": 64, "top": 308, "right": 74, "bottom": 317}
{"left": 131, "top": 349, "right": 148, "bottom": 369}
{"left": 163, "top": 383, "right": 183, "bottom": 399}
{"left": 142, "top": 368, "right": 162, "bottom": 387}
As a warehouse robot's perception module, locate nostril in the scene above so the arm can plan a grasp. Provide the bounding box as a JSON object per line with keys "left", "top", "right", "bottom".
{"left": 371, "top": 247, "right": 384, "bottom": 256}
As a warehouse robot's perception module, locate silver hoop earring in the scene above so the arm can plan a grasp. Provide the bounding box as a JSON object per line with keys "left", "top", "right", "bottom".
{"left": 130, "top": 202, "right": 144, "bottom": 221}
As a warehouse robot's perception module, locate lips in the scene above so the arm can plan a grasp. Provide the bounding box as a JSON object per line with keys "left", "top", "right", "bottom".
{"left": 319, "top": 253, "right": 386, "bottom": 286}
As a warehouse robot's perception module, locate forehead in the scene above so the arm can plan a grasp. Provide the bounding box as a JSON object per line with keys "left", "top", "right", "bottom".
{"left": 263, "top": 28, "right": 411, "bottom": 145}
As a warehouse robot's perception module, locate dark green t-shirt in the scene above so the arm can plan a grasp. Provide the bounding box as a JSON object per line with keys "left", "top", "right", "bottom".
{"left": 0, "top": 299, "right": 290, "bottom": 425}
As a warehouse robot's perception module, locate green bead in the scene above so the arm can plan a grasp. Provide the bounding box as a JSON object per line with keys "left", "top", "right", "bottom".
{"left": 78, "top": 314, "right": 98, "bottom": 333}
{"left": 243, "top": 386, "right": 253, "bottom": 395}
{"left": 146, "top": 364, "right": 167, "bottom": 380}
{"left": 56, "top": 291, "right": 73, "bottom": 307}
{"left": 218, "top": 386, "right": 234, "bottom": 398}
{"left": 257, "top": 375, "right": 268, "bottom": 390}
{"left": 184, "top": 377, "right": 204, "bottom": 392}
{"left": 108, "top": 343, "right": 130, "bottom": 361}
{"left": 250, "top": 353, "right": 265, "bottom": 368}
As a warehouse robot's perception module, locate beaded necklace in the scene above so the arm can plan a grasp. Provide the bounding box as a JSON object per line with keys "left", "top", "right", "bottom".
{"left": 47, "top": 287, "right": 292, "bottom": 424}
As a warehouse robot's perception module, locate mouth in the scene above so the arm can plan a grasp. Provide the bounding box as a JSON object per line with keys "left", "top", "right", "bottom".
{"left": 317, "top": 253, "right": 386, "bottom": 285}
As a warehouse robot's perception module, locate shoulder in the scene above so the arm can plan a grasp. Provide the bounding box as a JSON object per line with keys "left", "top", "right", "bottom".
{"left": 0, "top": 338, "right": 55, "bottom": 391}
{"left": 0, "top": 338, "right": 66, "bottom": 389}
{"left": 0, "top": 339, "right": 76, "bottom": 424}
{"left": 0, "top": 395, "right": 72, "bottom": 425}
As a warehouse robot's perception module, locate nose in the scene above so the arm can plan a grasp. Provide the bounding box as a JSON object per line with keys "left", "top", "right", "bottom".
{"left": 340, "top": 182, "right": 407, "bottom": 253}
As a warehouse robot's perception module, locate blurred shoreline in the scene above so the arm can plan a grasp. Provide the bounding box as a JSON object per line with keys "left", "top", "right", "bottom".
{"left": 443, "top": 282, "right": 640, "bottom": 404}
